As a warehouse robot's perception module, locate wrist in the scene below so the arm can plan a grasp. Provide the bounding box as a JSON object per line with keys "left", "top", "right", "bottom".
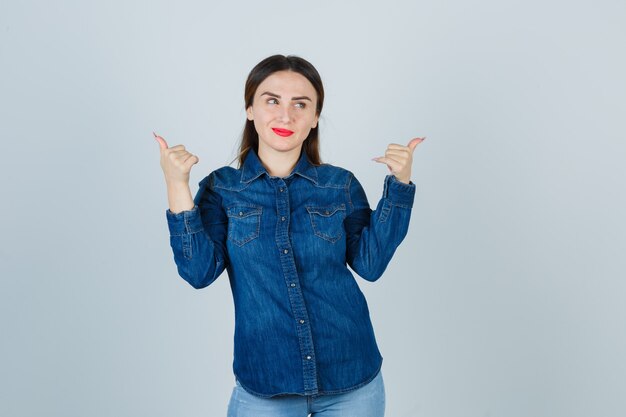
{"left": 165, "top": 178, "right": 190, "bottom": 189}
{"left": 394, "top": 175, "right": 411, "bottom": 184}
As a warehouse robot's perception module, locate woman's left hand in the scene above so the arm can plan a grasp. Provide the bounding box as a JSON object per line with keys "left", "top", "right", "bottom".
{"left": 372, "top": 137, "right": 425, "bottom": 184}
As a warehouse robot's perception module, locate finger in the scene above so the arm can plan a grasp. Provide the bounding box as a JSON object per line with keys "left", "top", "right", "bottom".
{"left": 384, "top": 149, "right": 411, "bottom": 159}
{"left": 373, "top": 155, "right": 403, "bottom": 164}
{"left": 180, "top": 152, "right": 198, "bottom": 164}
{"left": 407, "top": 137, "right": 426, "bottom": 151}
{"left": 373, "top": 156, "right": 403, "bottom": 172}
{"left": 153, "top": 132, "right": 168, "bottom": 149}
{"left": 183, "top": 154, "right": 199, "bottom": 169}
{"left": 170, "top": 149, "right": 191, "bottom": 157}
{"left": 381, "top": 154, "right": 404, "bottom": 167}
{"left": 387, "top": 137, "right": 426, "bottom": 152}
{"left": 168, "top": 151, "right": 194, "bottom": 165}
{"left": 386, "top": 143, "right": 408, "bottom": 151}
{"left": 372, "top": 157, "right": 393, "bottom": 172}
{"left": 168, "top": 144, "right": 186, "bottom": 151}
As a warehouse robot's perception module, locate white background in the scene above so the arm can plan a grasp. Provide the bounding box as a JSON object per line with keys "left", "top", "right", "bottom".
{"left": 1, "top": 1, "right": 625, "bottom": 416}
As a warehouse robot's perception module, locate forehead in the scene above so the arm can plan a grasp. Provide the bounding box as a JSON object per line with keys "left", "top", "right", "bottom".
{"left": 255, "top": 70, "right": 317, "bottom": 98}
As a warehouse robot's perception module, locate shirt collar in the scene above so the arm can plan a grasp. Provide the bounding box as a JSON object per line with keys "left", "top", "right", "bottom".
{"left": 241, "top": 148, "right": 319, "bottom": 185}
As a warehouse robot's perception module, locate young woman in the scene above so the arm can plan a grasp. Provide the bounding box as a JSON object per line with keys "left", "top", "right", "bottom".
{"left": 155, "top": 54, "right": 424, "bottom": 417}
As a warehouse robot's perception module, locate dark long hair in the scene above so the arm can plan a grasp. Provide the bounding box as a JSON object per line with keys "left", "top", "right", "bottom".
{"left": 237, "top": 54, "right": 325, "bottom": 168}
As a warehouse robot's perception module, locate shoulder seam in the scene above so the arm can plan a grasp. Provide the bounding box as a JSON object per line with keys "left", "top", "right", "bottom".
{"left": 346, "top": 171, "right": 354, "bottom": 213}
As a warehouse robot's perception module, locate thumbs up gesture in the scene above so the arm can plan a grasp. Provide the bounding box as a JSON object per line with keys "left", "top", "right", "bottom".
{"left": 154, "top": 132, "right": 199, "bottom": 185}
{"left": 372, "top": 137, "right": 425, "bottom": 184}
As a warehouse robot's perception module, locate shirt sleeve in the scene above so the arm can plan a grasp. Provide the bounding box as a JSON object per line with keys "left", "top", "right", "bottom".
{"left": 165, "top": 173, "right": 229, "bottom": 289}
{"left": 344, "top": 174, "right": 416, "bottom": 281}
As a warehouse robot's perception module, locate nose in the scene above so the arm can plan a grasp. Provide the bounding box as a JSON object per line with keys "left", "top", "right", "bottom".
{"left": 278, "top": 104, "right": 292, "bottom": 123}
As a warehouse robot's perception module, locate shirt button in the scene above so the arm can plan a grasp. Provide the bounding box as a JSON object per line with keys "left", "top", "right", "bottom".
{"left": 306, "top": 355, "right": 312, "bottom": 360}
{"left": 299, "top": 319, "right": 305, "bottom": 324}
{"left": 283, "top": 249, "right": 289, "bottom": 254}
{"left": 279, "top": 188, "right": 284, "bottom": 192}
{"left": 239, "top": 211, "right": 243, "bottom": 216}
{"left": 281, "top": 216, "right": 286, "bottom": 221}
{"left": 290, "top": 283, "right": 296, "bottom": 287}
{"left": 325, "top": 210, "right": 330, "bottom": 215}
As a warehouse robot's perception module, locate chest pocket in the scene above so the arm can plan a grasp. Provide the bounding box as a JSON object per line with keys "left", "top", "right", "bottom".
{"left": 227, "top": 205, "right": 262, "bottom": 247}
{"left": 306, "top": 204, "right": 346, "bottom": 243}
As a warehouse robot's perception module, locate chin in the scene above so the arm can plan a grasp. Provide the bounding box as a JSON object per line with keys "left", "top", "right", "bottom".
{"left": 268, "top": 139, "right": 303, "bottom": 151}
{"left": 275, "top": 146, "right": 302, "bottom": 153}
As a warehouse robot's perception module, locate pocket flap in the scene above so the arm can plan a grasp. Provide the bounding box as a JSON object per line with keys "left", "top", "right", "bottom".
{"left": 306, "top": 204, "right": 346, "bottom": 217}
{"left": 227, "top": 206, "right": 262, "bottom": 219}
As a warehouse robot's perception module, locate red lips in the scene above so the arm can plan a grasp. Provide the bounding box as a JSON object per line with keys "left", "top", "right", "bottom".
{"left": 272, "top": 128, "right": 294, "bottom": 137}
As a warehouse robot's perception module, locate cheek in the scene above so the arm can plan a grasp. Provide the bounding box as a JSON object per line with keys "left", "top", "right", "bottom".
{"left": 303, "top": 113, "right": 318, "bottom": 128}
{"left": 260, "top": 109, "right": 279, "bottom": 122}
{"left": 253, "top": 120, "right": 266, "bottom": 136}
{"left": 252, "top": 111, "right": 270, "bottom": 126}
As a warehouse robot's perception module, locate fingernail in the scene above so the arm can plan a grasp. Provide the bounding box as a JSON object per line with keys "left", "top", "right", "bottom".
{"left": 153, "top": 131, "right": 157, "bottom": 137}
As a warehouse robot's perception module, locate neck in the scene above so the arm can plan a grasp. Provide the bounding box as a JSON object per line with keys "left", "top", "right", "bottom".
{"left": 257, "top": 147, "right": 301, "bottom": 178}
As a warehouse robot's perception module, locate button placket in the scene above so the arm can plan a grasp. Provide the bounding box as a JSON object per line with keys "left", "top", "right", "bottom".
{"left": 274, "top": 179, "right": 318, "bottom": 393}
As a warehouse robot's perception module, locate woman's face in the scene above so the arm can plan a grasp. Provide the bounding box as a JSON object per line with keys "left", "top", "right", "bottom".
{"left": 246, "top": 70, "right": 319, "bottom": 160}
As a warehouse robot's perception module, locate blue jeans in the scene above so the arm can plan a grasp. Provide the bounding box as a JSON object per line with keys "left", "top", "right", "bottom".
{"left": 227, "top": 371, "right": 385, "bottom": 417}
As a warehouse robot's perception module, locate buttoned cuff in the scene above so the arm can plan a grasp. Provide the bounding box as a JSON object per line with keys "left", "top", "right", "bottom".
{"left": 382, "top": 175, "right": 416, "bottom": 208}
{"left": 166, "top": 205, "right": 204, "bottom": 236}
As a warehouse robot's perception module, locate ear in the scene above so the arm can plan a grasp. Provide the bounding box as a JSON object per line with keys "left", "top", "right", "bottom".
{"left": 311, "top": 114, "right": 319, "bottom": 129}
{"left": 246, "top": 106, "right": 254, "bottom": 121}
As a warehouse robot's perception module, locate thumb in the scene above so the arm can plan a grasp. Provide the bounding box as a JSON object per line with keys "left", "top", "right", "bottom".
{"left": 407, "top": 136, "right": 425, "bottom": 152}
{"left": 153, "top": 131, "right": 168, "bottom": 149}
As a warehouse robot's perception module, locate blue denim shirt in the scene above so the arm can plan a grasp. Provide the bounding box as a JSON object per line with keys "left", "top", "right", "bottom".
{"left": 165, "top": 149, "right": 415, "bottom": 398}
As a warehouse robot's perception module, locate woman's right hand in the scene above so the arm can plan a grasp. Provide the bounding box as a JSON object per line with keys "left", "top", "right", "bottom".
{"left": 154, "top": 132, "right": 199, "bottom": 185}
{"left": 154, "top": 132, "right": 197, "bottom": 213}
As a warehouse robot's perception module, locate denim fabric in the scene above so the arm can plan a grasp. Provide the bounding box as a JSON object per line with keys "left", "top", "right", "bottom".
{"left": 227, "top": 369, "right": 385, "bottom": 416}
{"left": 166, "top": 149, "right": 415, "bottom": 398}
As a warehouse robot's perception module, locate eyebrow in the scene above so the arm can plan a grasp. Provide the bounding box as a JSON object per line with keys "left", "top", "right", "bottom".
{"left": 260, "top": 91, "right": 312, "bottom": 101}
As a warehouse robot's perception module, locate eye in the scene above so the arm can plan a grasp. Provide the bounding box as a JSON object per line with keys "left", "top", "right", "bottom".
{"left": 294, "top": 102, "right": 306, "bottom": 109}
{"left": 267, "top": 98, "right": 279, "bottom": 105}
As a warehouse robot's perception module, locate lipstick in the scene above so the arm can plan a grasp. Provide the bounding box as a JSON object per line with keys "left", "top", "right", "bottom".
{"left": 272, "top": 128, "right": 294, "bottom": 137}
